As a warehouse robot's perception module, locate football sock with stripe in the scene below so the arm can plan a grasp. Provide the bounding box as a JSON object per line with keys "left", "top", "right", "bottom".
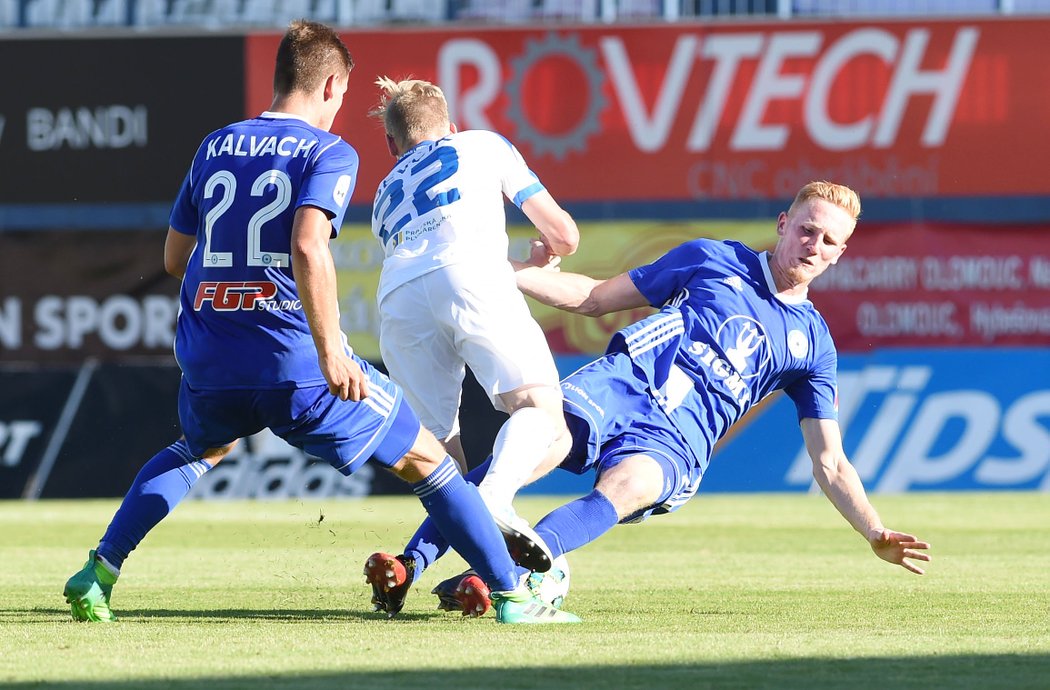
{"left": 403, "top": 455, "right": 491, "bottom": 581}
{"left": 96, "top": 440, "right": 212, "bottom": 571}
{"left": 533, "top": 489, "right": 620, "bottom": 559}
{"left": 411, "top": 456, "right": 518, "bottom": 592}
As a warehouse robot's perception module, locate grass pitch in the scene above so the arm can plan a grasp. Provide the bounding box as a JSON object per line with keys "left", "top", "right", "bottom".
{"left": 2, "top": 493, "right": 1048, "bottom": 689}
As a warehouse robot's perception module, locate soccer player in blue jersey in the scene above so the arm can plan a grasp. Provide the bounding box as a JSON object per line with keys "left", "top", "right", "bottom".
{"left": 62, "top": 20, "right": 578, "bottom": 626}
{"left": 372, "top": 181, "right": 931, "bottom": 616}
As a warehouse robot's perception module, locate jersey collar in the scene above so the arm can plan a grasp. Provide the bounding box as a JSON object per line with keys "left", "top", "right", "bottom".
{"left": 259, "top": 111, "right": 310, "bottom": 125}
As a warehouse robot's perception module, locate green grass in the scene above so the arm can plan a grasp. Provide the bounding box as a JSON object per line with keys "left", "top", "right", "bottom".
{"left": 2, "top": 493, "right": 1048, "bottom": 689}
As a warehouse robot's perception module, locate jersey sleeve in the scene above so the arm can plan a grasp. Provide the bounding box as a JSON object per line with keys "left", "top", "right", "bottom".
{"left": 168, "top": 169, "right": 197, "bottom": 236}
{"left": 785, "top": 337, "right": 839, "bottom": 421}
{"left": 297, "top": 139, "right": 359, "bottom": 237}
{"left": 491, "top": 132, "right": 544, "bottom": 208}
{"left": 628, "top": 239, "right": 712, "bottom": 307}
{"left": 169, "top": 138, "right": 211, "bottom": 236}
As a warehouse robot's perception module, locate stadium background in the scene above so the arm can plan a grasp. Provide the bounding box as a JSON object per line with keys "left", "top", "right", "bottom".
{"left": 1, "top": 1, "right": 1048, "bottom": 501}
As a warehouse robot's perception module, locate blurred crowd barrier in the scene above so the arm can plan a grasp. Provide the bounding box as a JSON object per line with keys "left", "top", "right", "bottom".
{"left": 3, "top": 0, "right": 1049, "bottom": 31}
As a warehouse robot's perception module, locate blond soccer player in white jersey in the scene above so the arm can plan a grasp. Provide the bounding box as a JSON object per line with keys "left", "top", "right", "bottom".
{"left": 369, "top": 77, "right": 578, "bottom": 570}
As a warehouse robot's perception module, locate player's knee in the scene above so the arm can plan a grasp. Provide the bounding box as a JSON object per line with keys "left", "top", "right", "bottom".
{"left": 198, "top": 439, "right": 238, "bottom": 466}
{"left": 390, "top": 429, "right": 446, "bottom": 483}
{"left": 500, "top": 385, "right": 564, "bottom": 419}
{"left": 390, "top": 452, "right": 433, "bottom": 483}
{"left": 596, "top": 457, "right": 664, "bottom": 519}
{"left": 530, "top": 432, "right": 572, "bottom": 481}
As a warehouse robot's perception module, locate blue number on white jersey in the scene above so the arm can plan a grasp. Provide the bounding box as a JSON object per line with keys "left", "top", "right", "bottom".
{"left": 371, "top": 130, "right": 544, "bottom": 304}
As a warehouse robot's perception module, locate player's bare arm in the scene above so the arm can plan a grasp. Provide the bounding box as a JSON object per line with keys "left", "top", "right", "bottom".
{"left": 520, "top": 190, "right": 579, "bottom": 257}
{"left": 163, "top": 228, "right": 197, "bottom": 280}
{"left": 291, "top": 205, "right": 368, "bottom": 402}
{"left": 514, "top": 264, "right": 648, "bottom": 317}
{"left": 800, "top": 417, "right": 931, "bottom": 574}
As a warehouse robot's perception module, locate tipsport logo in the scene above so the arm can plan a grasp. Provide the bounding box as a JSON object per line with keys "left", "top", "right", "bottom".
{"left": 784, "top": 364, "right": 1050, "bottom": 492}
{"left": 192, "top": 281, "right": 300, "bottom": 312}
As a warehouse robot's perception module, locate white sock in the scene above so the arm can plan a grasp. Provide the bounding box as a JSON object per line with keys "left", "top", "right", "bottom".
{"left": 479, "top": 407, "right": 556, "bottom": 508}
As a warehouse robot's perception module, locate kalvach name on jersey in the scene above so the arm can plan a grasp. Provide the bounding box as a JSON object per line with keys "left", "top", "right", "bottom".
{"left": 170, "top": 112, "right": 359, "bottom": 390}
{"left": 617, "top": 239, "right": 839, "bottom": 467}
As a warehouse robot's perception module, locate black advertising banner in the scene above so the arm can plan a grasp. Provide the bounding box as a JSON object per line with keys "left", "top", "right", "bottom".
{"left": 0, "top": 35, "right": 244, "bottom": 208}
{"left": 0, "top": 363, "right": 184, "bottom": 499}
{"left": 0, "top": 361, "right": 502, "bottom": 499}
{"left": 0, "top": 368, "right": 74, "bottom": 498}
{"left": 0, "top": 230, "right": 179, "bottom": 363}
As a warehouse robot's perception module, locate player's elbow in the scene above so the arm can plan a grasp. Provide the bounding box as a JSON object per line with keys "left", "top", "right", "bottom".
{"left": 163, "top": 257, "right": 183, "bottom": 279}
{"left": 163, "top": 250, "right": 191, "bottom": 280}
{"left": 576, "top": 295, "right": 608, "bottom": 318}
{"left": 811, "top": 451, "right": 845, "bottom": 483}
{"left": 544, "top": 213, "right": 580, "bottom": 256}
{"left": 291, "top": 235, "right": 326, "bottom": 265}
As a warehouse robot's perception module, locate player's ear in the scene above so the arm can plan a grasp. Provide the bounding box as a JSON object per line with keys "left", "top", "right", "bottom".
{"left": 386, "top": 133, "right": 399, "bottom": 158}
{"left": 323, "top": 73, "right": 339, "bottom": 101}
{"left": 449, "top": 121, "right": 458, "bottom": 134}
{"left": 776, "top": 212, "right": 788, "bottom": 237}
{"left": 831, "top": 243, "right": 847, "bottom": 264}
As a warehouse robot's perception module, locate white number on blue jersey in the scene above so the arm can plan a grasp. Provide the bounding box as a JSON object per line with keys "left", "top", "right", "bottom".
{"left": 202, "top": 171, "right": 236, "bottom": 267}
{"left": 247, "top": 170, "right": 292, "bottom": 267}
{"left": 201, "top": 169, "right": 293, "bottom": 268}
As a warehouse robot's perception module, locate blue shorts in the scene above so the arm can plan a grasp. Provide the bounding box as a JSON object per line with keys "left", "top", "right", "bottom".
{"left": 560, "top": 352, "right": 703, "bottom": 523}
{"left": 178, "top": 356, "right": 419, "bottom": 475}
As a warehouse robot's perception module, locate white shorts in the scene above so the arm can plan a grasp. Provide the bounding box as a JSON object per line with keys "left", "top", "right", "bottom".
{"left": 378, "top": 263, "right": 560, "bottom": 440}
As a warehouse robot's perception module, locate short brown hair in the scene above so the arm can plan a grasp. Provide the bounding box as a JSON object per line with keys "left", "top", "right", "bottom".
{"left": 371, "top": 76, "right": 450, "bottom": 151}
{"left": 273, "top": 20, "right": 354, "bottom": 97}
{"left": 789, "top": 181, "right": 862, "bottom": 225}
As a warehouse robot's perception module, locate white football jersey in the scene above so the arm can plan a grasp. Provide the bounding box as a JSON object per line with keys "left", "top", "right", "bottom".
{"left": 371, "top": 130, "right": 544, "bottom": 303}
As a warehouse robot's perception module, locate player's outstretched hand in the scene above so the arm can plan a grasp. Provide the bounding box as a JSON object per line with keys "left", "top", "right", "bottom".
{"left": 320, "top": 352, "right": 370, "bottom": 402}
{"left": 868, "top": 528, "right": 931, "bottom": 575}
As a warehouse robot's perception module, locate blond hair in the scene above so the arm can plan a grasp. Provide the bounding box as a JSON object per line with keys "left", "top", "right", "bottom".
{"left": 789, "top": 181, "right": 861, "bottom": 227}
{"left": 371, "top": 76, "right": 450, "bottom": 151}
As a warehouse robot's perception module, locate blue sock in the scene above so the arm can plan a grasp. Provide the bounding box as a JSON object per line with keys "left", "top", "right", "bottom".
{"left": 533, "top": 489, "right": 620, "bottom": 559}
{"left": 96, "top": 440, "right": 211, "bottom": 570}
{"left": 411, "top": 456, "right": 517, "bottom": 591}
{"left": 404, "top": 456, "right": 491, "bottom": 580}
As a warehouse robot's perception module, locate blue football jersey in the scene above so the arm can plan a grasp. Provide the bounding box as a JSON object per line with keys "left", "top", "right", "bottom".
{"left": 614, "top": 238, "right": 838, "bottom": 467}
{"left": 169, "top": 112, "right": 359, "bottom": 390}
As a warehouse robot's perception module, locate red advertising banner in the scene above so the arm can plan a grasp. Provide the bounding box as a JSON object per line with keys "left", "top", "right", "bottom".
{"left": 810, "top": 224, "right": 1050, "bottom": 350}
{"left": 246, "top": 19, "right": 1047, "bottom": 205}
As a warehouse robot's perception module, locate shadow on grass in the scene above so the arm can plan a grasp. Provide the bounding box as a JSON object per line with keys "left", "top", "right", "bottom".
{"left": 3, "top": 656, "right": 1049, "bottom": 690}
{"left": 7, "top": 606, "right": 438, "bottom": 623}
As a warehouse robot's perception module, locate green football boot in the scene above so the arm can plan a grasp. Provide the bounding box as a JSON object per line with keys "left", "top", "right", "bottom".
{"left": 63, "top": 550, "right": 118, "bottom": 623}
{"left": 491, "top": 587, "right": 581, "bottom": 624}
